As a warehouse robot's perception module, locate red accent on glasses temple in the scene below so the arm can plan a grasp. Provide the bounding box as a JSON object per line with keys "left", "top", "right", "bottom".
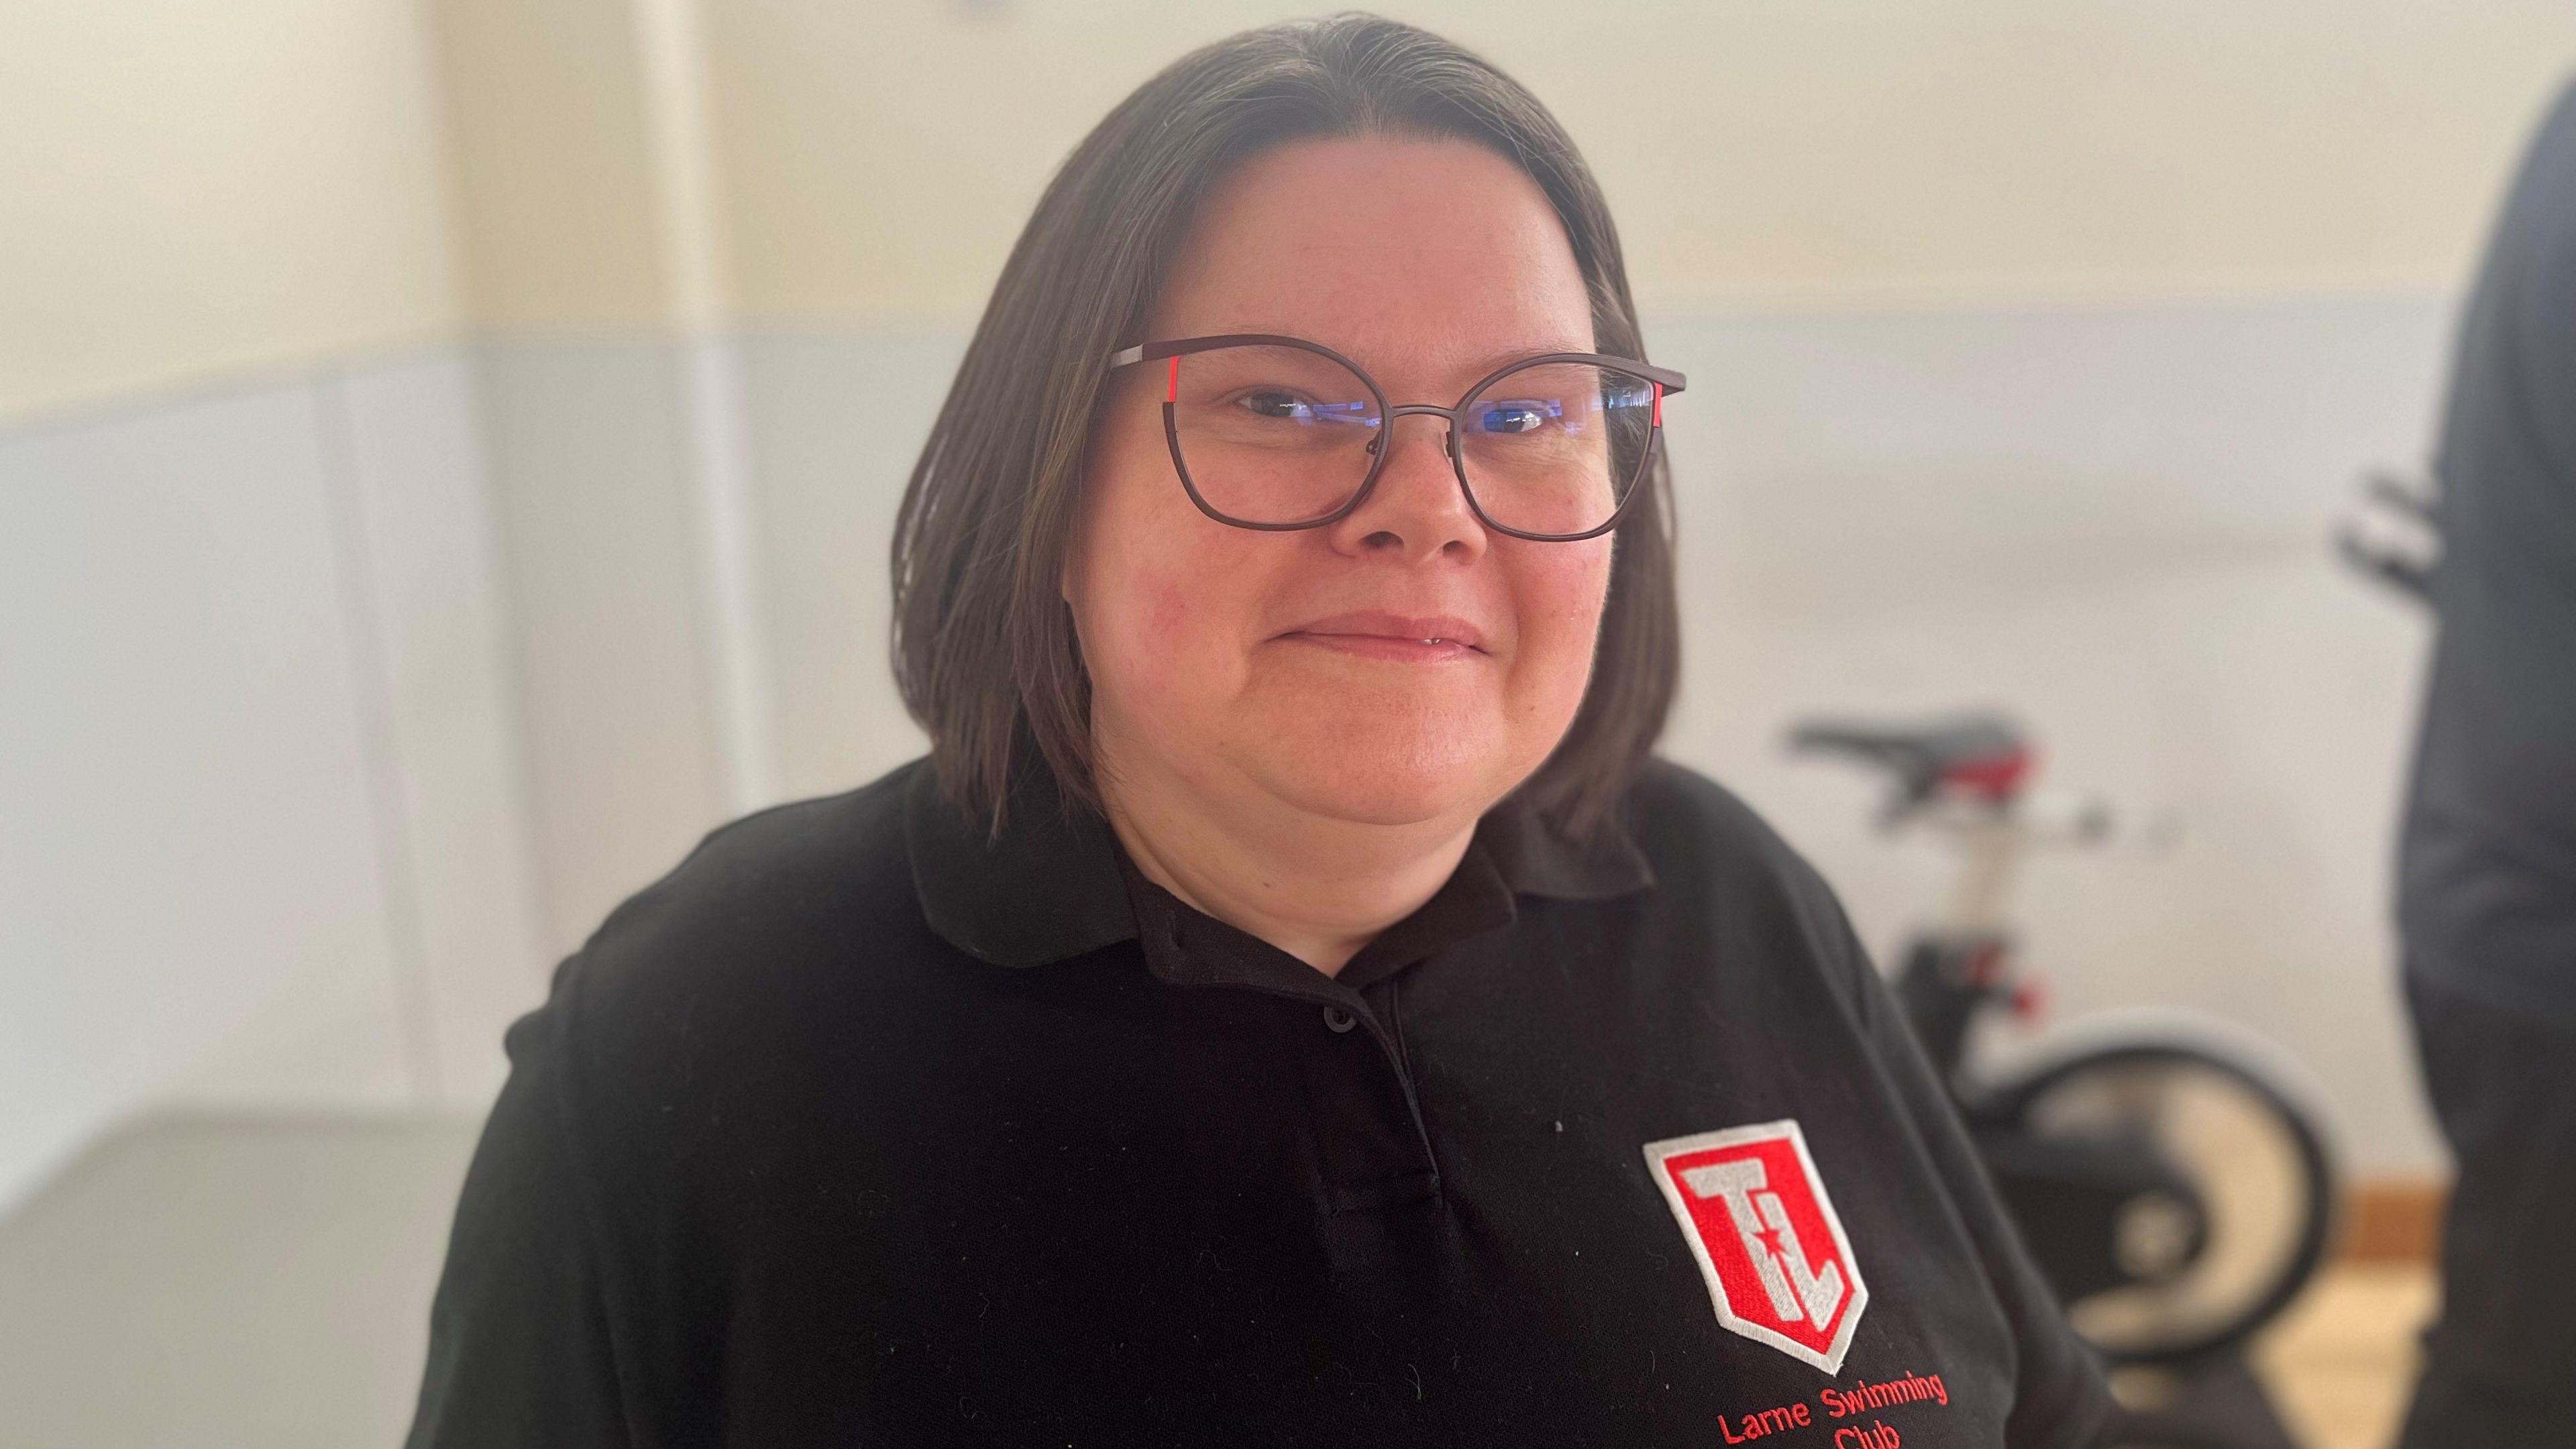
{"left": 1652, "top": 382, "right": 1664, "bottom": 428}
{"left": 1167, "top": 356, "right": 1179, "bottom": 402}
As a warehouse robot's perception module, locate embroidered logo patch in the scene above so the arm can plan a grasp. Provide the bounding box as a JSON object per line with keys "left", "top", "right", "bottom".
{"left": 1643, "top": 1119, "right": 1868, "bottom": 1373}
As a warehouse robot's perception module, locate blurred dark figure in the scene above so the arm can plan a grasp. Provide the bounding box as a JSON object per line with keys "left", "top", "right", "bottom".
{"left": 2396, "top": 78, "right": 2576, "bottom": 1447}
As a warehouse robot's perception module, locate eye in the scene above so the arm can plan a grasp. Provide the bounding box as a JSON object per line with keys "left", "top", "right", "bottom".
{"left": 1238, "top": 388, "right": 1307, "bottom": 419}
{"left": 1231, "top": 390, "right": 1377, "bottom": 427}
{"left": 1477, "top": 399, "right": 1558, "bottom": 435}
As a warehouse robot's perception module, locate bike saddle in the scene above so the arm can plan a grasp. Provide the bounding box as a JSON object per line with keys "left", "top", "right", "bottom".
{"left": 1787, "top": 713, "right": 2031, "bottom": 800}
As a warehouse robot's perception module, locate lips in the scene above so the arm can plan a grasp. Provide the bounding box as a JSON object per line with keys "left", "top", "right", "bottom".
{"left": 1277, "top": 610, "right": 1489, "bottom": 657}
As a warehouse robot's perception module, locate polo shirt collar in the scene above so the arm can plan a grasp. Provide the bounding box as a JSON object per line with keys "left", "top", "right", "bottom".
{"left": 1479, "top": 784, "right": 1660, "bottom": 901}
{"left": 904, "top": 759, "right": 1656, "bottom": 971}
{"left": 905, "top": 761, "right": 1136, "bottom": 969}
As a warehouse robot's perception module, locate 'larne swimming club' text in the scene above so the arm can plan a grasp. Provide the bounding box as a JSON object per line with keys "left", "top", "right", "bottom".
{"left": 1717, "top": 1371, "right": 1951, "bottom": 1444}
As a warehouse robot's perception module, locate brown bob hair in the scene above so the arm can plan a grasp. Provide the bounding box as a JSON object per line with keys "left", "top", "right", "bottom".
{"left": 891, "top": 12, "right": 1679, "bottom": 839}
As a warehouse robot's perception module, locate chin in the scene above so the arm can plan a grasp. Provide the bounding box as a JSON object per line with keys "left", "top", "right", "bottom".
{"left": 1224, "top": 666, "right": 1580, "bottom": 826}
{"left": 1245, "top": 722, "right": 1518, "bottom": 828}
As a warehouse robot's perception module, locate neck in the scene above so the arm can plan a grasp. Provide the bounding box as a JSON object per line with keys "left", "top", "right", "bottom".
{"left": 1095, "top": 751, "right": 1479, "bottom": 977}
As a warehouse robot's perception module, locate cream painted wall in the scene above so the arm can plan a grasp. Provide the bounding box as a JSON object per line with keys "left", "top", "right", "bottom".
{"left": 11, "top": 1, "right": 2575, "bottom": 421}
{"left": 706, "top": 0, "right": 2576, "bottom": 321}
{"left": 0, "top": 0, "right": 464, "bottom": 421}
{"left": 429, "top": 0, "right": 676, "bottom": 332}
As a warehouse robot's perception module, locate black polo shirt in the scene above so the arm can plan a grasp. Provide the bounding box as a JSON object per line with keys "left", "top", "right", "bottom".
{"left": 407, "top": 757, "right": 2111, "bottom": 1447}
{"left": 2400, "top": 79, "right": 2576, "bottom": 1028}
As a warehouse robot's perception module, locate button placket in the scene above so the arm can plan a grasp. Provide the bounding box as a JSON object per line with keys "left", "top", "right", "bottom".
{"left": 1127, "top": 879, "right": 1443, "bottom": 1210}
{"left": 1285, "top": 990, "right": 1446, "bottom": 1214}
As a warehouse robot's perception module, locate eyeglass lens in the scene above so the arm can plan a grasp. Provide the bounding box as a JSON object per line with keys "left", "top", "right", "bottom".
{"left": 1165, "top": 344, "right": 1658, "bottom": 537}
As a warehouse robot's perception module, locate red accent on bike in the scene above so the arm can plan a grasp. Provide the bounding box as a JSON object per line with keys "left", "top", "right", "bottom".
{"left": 1167, "top": 356, "right": 1179, "bottom": 402}
{"left": 1940, "top": 745, "right": 2034, "bottom": 800}
{"left": 2010, "top": 977, "right": 2051, "bottom": 1024}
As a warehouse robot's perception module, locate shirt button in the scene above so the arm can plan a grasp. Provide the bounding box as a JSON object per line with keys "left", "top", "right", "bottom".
{"left": 1322, "top": 1006, "right": 1358, "bottom": 1034}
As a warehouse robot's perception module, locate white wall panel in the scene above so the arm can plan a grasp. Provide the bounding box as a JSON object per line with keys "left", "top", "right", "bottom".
{"left": 327, "top": 353, "right": 547, "bottom": 1104}
{"left": 473, "top": 340, "right": 726, "bottom": 959}
{"left": 739, "top": 328, "right": 952, "bottom": 800}
{"left": 0, "top": 382, "right": 411, "bottom": 1207}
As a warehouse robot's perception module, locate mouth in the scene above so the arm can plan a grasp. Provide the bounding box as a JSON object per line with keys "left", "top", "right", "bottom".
{"left": 1276, "top": 611, "right": 1489, "bottom": 661}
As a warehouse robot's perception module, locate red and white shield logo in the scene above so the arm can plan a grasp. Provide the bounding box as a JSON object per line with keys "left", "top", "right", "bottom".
{"left": 1644, "top": 1119, "right": 1868, "bottom": 1373}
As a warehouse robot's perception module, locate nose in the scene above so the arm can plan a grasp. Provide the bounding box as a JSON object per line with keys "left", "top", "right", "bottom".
{"left": 1324, "top": 411, "right": 1487, "bottom": 564}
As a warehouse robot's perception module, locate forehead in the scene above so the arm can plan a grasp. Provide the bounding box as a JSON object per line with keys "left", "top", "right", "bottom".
{"left": 1148, "top": 133, "right": 1597, "bottom": 387}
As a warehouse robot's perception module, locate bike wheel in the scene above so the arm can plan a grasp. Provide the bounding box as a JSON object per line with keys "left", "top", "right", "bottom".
{"left": 1984, "top": 1040, "right": 2335, "bottom": 1364}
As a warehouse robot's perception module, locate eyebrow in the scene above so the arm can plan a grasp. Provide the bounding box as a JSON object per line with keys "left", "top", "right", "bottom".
{"left": 1450, "top": 339, "right": 1604, "bottom": 374}
{"left": 1381, "top": 341, "right": 1614, "bottom": 401}
{"left": 1185, "top": 332, "right": 1609, "bottom": 390}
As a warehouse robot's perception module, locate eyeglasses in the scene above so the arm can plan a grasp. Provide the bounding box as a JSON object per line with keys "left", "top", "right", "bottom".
{"left": 1104, "top": 333, "right": 1686, "bottom": 542}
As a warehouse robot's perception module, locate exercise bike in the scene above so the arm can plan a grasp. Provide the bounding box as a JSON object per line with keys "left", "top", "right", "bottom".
{"left": 1790, "top": 716, "right": 2337, "bottom": 1449}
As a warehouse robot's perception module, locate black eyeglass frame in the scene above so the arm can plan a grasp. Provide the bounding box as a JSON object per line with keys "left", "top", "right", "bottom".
{"left": 1104, "top": 333, "right": 1687, "bottom": 543}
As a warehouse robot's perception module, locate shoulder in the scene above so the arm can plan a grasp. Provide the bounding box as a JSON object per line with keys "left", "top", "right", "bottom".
{"left": 1621, "top": 757, "right": 1847, "bottom": 918}
{"left": 578, "top": 757, "right": 924, "bottom": 988}
{"left": 1615, "top": 757, "right": 1880, "bottom": 1009}
{"left": 508, "top": 759, "right": 945, "bottom": 1129}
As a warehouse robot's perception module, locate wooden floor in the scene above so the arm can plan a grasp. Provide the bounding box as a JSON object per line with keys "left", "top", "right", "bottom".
{"left": 2255, "top": 1263, "right": 2436, "bottom": 1449}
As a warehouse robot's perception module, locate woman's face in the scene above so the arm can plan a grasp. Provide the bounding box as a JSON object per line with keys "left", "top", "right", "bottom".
{"left": 1067, "top": 134, "right": 1615, "bottom": 829}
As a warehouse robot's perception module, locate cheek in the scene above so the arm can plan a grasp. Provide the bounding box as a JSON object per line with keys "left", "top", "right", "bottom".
{"left": 1146, "top": 575, "right": 1193, "bottom": 646}
{"left": 1073, "top": 426, "right": 1267, "bottom": 720}
{"left": 1513, "top": 540, "right": 1615, "bottom": 680}
{"left": 1087, "top": 549, "right": 1269, "bottom": 737}
{"left": 1104, "top": 568, "right": 1204, "bottom": 694}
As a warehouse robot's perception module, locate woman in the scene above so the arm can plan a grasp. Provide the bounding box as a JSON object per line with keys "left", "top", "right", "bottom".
{"left": 409, "top": 16, "right": 2110, "bottom": 1446}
